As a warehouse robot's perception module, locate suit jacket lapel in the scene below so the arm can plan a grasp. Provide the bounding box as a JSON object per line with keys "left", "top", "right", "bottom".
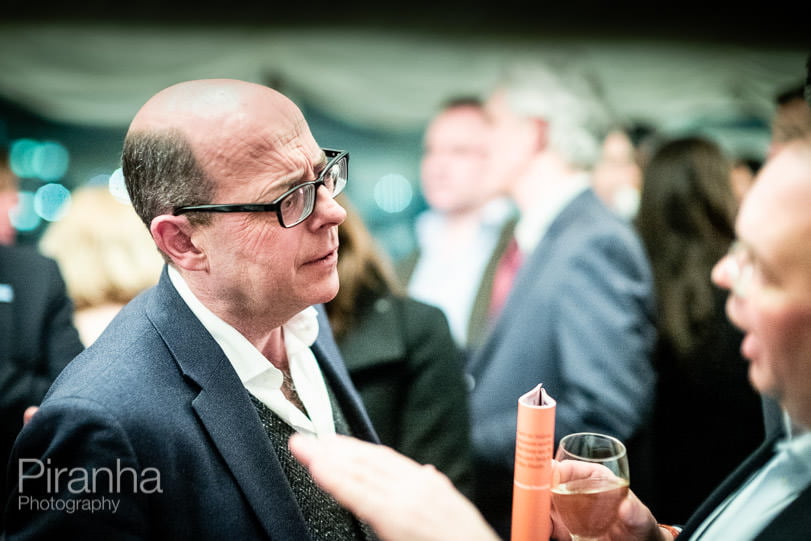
{"left": 145, "top": 269, "right": 310, "bottom": 539}
{"left": 468, "top": 193, "right": 590, "bottom": 377}
{"left": 310, "top": 304, "right": 378, "bottom": 443}
{"left": 502, "top": 190, "right": 595, "bottom": 319}
{"left": 680, "top": 435, "right": 779, "bottom": 538}
{"left": 466, "top": 215, "right": 518, "bottom": 351}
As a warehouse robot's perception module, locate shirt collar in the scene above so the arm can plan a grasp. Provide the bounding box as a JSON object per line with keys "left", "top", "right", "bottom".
{"left": 416, "top": 197, "right": 516, "bottom": 245}
{"left": 514, "top": 174, "right": 590, "bottom": 254}
{"left": 167, "top": 265, "right": 319, "bottom": 384}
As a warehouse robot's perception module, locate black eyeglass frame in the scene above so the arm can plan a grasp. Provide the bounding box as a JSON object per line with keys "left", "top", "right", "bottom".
{"left": 172, "top": 148, "right": 349, "bottom": 228}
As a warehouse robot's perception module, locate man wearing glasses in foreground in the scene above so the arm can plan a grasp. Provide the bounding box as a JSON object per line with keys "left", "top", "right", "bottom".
{"left": 4, "top": 79, "right": 379, "bottom": 540}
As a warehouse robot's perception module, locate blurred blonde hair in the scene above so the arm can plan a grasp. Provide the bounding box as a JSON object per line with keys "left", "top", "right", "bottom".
{"left": 40, "top": 185, "right": 163, "bottom": 310}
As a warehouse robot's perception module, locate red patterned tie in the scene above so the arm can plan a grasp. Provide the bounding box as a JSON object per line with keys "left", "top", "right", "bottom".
{"left": 488, "top": 237, "right": 523, "bottom": 321}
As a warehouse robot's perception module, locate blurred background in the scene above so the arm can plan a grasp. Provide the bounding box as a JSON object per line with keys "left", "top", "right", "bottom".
{"left": 1, "top": 3, "right": 807, "bottom": 260}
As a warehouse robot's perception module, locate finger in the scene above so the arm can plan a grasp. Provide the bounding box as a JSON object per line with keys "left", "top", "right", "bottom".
{"left": 290, "top": 435, "right": 393, "bottom": 521}
{"left": 288, "top": 433, "right": 318, "bottom": 466}
{"left": 23, "top": 406, "right": 39, "bottom": 425}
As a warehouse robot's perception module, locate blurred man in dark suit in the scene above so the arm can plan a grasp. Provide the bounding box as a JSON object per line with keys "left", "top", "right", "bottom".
{"left": 0, "top": 146, "right": 84, "bottom": 529}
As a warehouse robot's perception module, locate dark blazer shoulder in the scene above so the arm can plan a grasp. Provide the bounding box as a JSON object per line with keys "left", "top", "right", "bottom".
{"left": 680, "top": 435, "right": 778, "bottom": 538}
{"left": 0, "top": 243, "right": 56, "bottom": 268}
{"left": 552, "top": 189, "right": 636, "bottom": 240}
{"left": 339, "top": 293, "right": 452, "bottom": 371}
{"left": 0, "top": 245, "right": 64, "bottom": 296}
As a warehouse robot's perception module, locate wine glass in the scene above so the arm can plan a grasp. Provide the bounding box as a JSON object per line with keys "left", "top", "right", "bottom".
{"left": 551, "top": 432, "right": 630, "bottom": 541}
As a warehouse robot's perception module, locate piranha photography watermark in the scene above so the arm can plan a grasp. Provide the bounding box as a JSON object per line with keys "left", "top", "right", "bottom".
{"left": 16, "top": 458, "right": 162, "bottom": 514}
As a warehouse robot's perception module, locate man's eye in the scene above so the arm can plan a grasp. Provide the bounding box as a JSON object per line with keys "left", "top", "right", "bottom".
{"left": 281, "top": 191, "right": 300, "bottom": 210}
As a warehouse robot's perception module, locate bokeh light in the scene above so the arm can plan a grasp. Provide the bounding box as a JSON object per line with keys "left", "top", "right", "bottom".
{"left": 9, "top": 191, "right": 40, "bottom": 231}
{"left": 108, "top": 168, "right": 131, "bottom": 204}
{"left": 34, "top": 183, "right": 72, "bottom": 222}
{"left": 9, "top": 139, "right": 39, "bottom": 179}
{"left": 373, "top": 174, "right": 413, "bottom": 214}
{"left": 32, "top": 141, "right": 70, "bottom": 181}
{"left": 8, "top": 139, "right": 69, "bottom": 181}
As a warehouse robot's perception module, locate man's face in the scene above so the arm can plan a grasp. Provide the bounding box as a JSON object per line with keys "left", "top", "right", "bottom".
{"left": 420, "top": 106, "right": 491, "bottom": 213}
{"left": 481, "top": 90, "right": 537, "bottom": 200}
{"left": 712, "top": 143, "right": 811, "bottom": 425}
{"left": 186, "top": 89, "right": 346, "bottom": 325}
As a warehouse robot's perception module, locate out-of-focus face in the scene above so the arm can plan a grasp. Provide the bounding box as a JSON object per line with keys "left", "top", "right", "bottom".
{"left": 481, "top": 89, "right": 537, "bottom": 201}
{"left": 420, "top": 105, "right": 491, "bottom": 214}
{"left": 146, "top": 81, "right": 346, "bottom": 327}
{"left": 0, "top": 188, "right": 18, "bottom": 246}
{"left": 592, "top": 130, "right": 642, "bottom": 216}
{"left": 712, "top": 142, "right": 811, "bottom": 427}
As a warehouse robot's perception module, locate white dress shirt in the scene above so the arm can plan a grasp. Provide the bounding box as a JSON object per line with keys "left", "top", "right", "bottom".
{"left": 168, "top": 266, "right": 335, "bottom": 438}
{"left": 693, "top": 422, "right": 811, "bottom": 540}
{"left": 409, "top": 197, "right": 515, "bottom": 346}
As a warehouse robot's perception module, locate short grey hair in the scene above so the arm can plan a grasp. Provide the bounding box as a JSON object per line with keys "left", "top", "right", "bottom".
{"left": 122, "top": 129, "right": 214, "bottom": 228}
{"left": 499, "top": 60, "right": 612, "bottom": 170}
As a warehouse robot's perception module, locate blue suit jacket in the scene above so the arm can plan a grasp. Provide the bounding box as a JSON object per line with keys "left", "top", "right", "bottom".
{"left": 679, "top": 433, "right": 811, "bottom": 540}
{"left": 4, "top": 268, "right": 377, "bottom": 540}
{"left": 467, "top": 190, "right": 656, "bottom": 534}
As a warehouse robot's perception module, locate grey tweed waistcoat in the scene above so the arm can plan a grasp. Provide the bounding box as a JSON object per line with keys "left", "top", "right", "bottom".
{"left": 249, "top": 391, "right": 377, "bottom": 541}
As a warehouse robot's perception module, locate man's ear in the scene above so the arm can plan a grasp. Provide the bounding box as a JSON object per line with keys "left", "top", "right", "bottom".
{"left": 150, "top": 215, "right": 207, "bottom": 271}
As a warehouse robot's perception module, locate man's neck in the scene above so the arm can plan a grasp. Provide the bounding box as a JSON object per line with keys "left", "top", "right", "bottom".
{"left": 513, "top": 153, "right": 587, "bottom": 214}
{"left": 174, "top": 266, "right": 292, "bottom": 358}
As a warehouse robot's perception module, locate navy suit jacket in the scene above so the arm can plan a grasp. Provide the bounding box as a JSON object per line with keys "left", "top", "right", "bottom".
{"left": 679, "top": 433, "right": 811, "bottom": 540}
{"left": 4, "top": 268, "right": 377, "bottom": 540}
{"left": 467, "top": 189, "right": 656, "bottom": 535}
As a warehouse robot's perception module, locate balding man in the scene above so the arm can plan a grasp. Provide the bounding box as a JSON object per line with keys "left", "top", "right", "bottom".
{"left": 4, "top": 80, "right": 378, "bottom": 540}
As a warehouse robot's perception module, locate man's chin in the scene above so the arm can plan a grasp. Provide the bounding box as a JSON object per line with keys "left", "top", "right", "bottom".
{"left": 314, "top": 280, "right": 340, "bottom": 305}
{"left": 748, "top": 364, "right": 778, "bottom": 401}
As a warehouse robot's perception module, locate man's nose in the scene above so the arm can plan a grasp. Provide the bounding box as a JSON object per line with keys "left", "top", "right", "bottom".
{"left": 315, "top": 185, "right": 346, "bottom": 225}
{"left": 711, "top": 254, "right": 732, "bottom": 291}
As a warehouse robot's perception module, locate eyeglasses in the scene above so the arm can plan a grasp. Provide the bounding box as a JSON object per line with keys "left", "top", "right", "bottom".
{"left": 173, "top": 149, "right": 349, "bottom": 228}
{"left": 724, "top": 240, "right": 756, "bottom": 298}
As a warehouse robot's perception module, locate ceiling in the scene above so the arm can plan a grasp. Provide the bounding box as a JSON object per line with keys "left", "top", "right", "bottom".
{"left": 4, "top": 1, "right": 808, "bottom": 48}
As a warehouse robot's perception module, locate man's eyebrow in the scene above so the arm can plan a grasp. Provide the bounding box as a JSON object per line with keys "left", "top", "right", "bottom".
{"left": 313, "top": 150, "right": 328, "bottom": 172}
{"left": 255, "top": 151, "right": 329, "bottom": 202}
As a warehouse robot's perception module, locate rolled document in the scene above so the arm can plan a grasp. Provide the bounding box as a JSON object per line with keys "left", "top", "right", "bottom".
{"left": 511, "top": 384, "right": 556, "bottom": 541}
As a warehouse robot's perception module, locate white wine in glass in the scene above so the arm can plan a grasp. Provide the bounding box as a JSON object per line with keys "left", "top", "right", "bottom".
{"left": 551, "top": 432, "right": 630, "bottom": 541}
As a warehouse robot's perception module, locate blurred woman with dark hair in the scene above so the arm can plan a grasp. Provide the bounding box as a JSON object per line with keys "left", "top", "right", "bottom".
{"left": 636, "top": 136, "right": 766, "bottom": 524}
